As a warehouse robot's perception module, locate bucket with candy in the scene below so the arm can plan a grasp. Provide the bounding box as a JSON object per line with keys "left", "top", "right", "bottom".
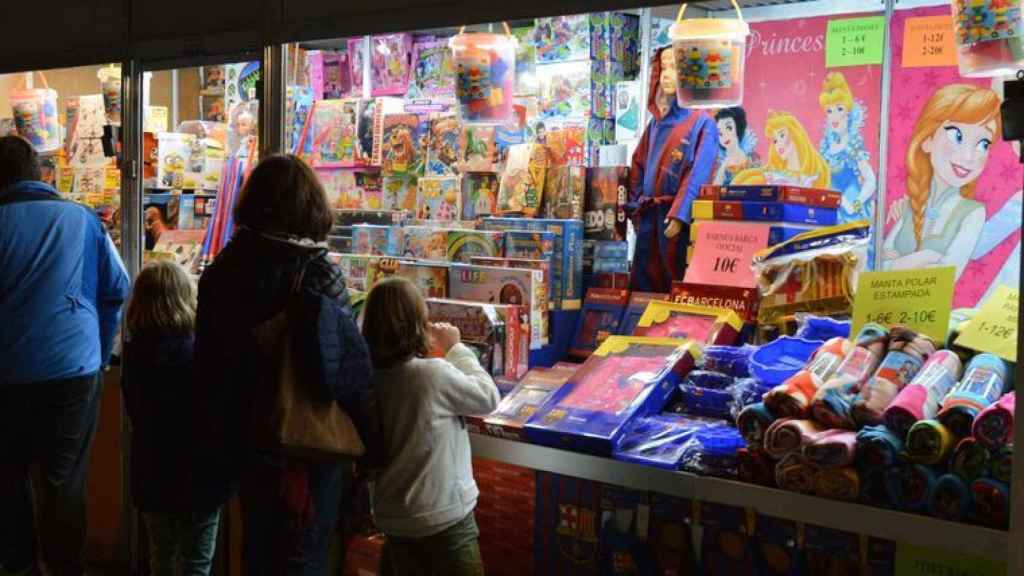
{"left": 9, "top": 71, "right": 60, "bottom": 153}
{"left": 449, "top": 25, "right": 517, "bottom": 125}
{"left": 669, "top": 0, "right": 750, "bottom": 109}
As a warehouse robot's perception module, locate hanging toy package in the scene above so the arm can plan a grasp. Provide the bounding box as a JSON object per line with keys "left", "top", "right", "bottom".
{"left": 9, "top": 71, "right": 60, "bottom": 153}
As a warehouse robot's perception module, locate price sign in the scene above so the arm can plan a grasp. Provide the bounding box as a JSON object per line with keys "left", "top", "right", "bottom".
{"left": 851, "top": 267, "right": 954, "bottom": 343}
{"left": 684, "top": 221, "right": 769, "bottom": 289}
{"left": 826, "top": 16, "right": 885, "bottom": 67}
{"left": 895, "top": 543, "right": 1005, "bottom": 576}
{"left": 955, "top": 285, "right": 1019, "bottom": 362}
{"left": 902, "top": 15, "right": 958, "bottom": 68}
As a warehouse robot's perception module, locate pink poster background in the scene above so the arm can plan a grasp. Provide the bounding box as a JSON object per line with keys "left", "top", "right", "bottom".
{"left": 885, "top": 5, "right": 1022, "bottom": 308}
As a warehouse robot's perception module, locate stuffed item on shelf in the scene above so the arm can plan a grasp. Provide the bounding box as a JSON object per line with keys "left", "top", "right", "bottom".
{"left": 626, "top": 47, "right": 718, "bottom": 293}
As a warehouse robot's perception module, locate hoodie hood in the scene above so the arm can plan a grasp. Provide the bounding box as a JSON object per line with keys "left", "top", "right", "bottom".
{"left": 648, "top": 46, "right": 673, "bottom": 121}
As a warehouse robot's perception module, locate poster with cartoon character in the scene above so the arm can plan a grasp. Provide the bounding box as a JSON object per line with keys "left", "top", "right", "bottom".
{"left": 882, "top": 5, "right": 1022, "bottom": 307}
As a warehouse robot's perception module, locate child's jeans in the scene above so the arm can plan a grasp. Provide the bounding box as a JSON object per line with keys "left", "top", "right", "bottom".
{"left": 144, "top": 509, "right": 221, "bottom": 576}
{"left": 384, "top": 513, "right": 484, "bottom": 576}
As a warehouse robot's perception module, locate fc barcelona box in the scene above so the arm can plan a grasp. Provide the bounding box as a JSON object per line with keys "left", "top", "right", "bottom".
{"left": 632, "top": 300, "right": 742, "bottom": 346}
{"left": 524, "top": 336, "right": 702, "bottom": 455}
{"left": 692, "top": 200, "right": 837, "bottom": 226}
{"left": 699, "top": 185, "right": 841, "bottom": 208}
{"left": 471, "top": 365, "right": 577, "bottom": 441}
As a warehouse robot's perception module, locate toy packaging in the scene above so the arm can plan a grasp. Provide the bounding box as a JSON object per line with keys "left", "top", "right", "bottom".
{"left": 417, "top": 176, "right": 461, "bottom": 221}
{"left": 570, "top": 287, "right": 630, "bottom": 358}
{"left": 534, "top": 472, "right": 603, "bottom": 575}
{"left": 401, "top": 226, "right": 450, "bottom": 261}
{"left": 381, "top": 174, "right": 419, "bottom": 212}
{"left": 447, "top": 229, "right": 505, "bottom": 263}
{"left": 365, "top": 98, "right": 407, "bottom": 166}
{"left": 598, "top": 486, "right": 652, "bottom": 575}
{"left": 449, "top": 263, "right": 546, "bottom": 349}
{"left": 348, "top": 38, "right": 366, "bottom": 97}
{"left": 328, "top": 253, "right": 379, "bottom": 292}
{"left": 370, "top": 33, "right": 412, "bottom": 96}
{"left": 286, "top": 85, "right": 315, "bottom": 155}
{"left": 426, "top": 298, "right": 528, "bottom": 380}
{"left": 585, "top": 166, "right": 628, "bottom": 240}
{"left": 411, "top": 39, "right": 456, "bottom": 100}
{"left": 460, "top": 124, "right": 498, "bottom": 172}
{"left": 542, "top": 120, "right": 588, "bottom": 167}
{"left": 591, "top": 240, "right": 630, "bottom": 274}
{"left": 614, "top": 80, "right": 641, "bottom": 142}
{"left": 461, "top": 173, "right": 499, "bottom": 220}
{"left": 381, "top": 113, "right": 426, "bottom": 176}
{"left": 633, "top": 300, "right": 743, "bottom": 346}
{"left": 480, "top": 366, "right": 576, "bottom": 441}
{"left": 498, "top": 143, "right": 548, "bottom": 216}
{"left": 470, "top": 256, "right": 550, "bottom": 336}
{"left": 537, "top": 60, "right": 625, "bottom": 120}
{"left": 504, "top": 230, "right": 557, "bottom": 301}
{"left": 481, "top": 217, "right": 584, "bottom": 310}
{"left": 534, "top": 12, "right": 640, "bottom": 67}
{"left": 511, "top": 26, "right": 539, "bottom": 97}
{"left": 525, "top": 336, "right": 702, "bottom": 455}
{"left": 324, "top": 169, "right": 382, "bottom": 210}
{"left": 156, "top": 132, "right": 202, "bottom": 190}
{"left": 699, "top": 184, "right": 841, "bottom": 209}
{"left": 618, "top": 292, "right": 671, "bottom": 337}
{"left": 332, "top": 208, "right": 409, "bottom": 228}
{"left": 543, "top": 166, "right": 586, "bottom": 220}
{"left": 426, "top": 116, "right": 462, "bottom": 176}
{"left": 322, "top": 52, "right": 349, "bottom": 99}
{"left": 671, "top": 282, "right": 761, "bottom": 325}
{"left": 691, "top": 200, "right": 784, "bottom": 222}
{"left": 351, "top": 224, "right": 402, "bottom": 256}
{"left": 308, "top": 99, "right": 362, "bottom": 167}
{"left": 368, "top": 259, "right": 449, "bottom": 299}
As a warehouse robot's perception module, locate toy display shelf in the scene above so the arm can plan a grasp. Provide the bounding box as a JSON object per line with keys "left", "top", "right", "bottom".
{"left": 469, "top": 433, "right": 1008, "bottom": 563}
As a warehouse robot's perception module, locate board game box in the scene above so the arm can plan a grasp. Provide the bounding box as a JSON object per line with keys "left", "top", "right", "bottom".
{"left": 449, "top": 263, "right": 546, "bottom": 349}
{"left": 569, "top": 287, "right": 629, "bottom": 358}
{"left": 426, "top": 298, "right": 528, "bottom": 380}
{"left": 481, "top": 217, "right": 584, "bottom": 310}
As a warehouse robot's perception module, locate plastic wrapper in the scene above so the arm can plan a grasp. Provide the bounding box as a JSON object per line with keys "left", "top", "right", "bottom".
{"left": 613, "top": 414, "right": 721, "bottom": 470}
{"left": 678, "top": 423, "right": 746, "bottom": 477}
{"left": 682, "top": 370, "right": 733, "bottom": 390}
{"left": 701, "top": 345, "right": 757, "bottom": 378}
{"left": 728, "top": 377, "right": 770, "bottom": 421}
{"left": 672, "top": 384, "right": 734, "bottom": 420}
{"left": 794, "top": 313, "right": 850, "bottom": 342}
{"left": 752, "top": 222, "right": 869, "bottom": 340}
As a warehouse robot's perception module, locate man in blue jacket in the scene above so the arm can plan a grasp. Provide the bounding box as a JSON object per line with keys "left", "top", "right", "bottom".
{"left": 0, "top": 136, "right": 130, "bottom": 576}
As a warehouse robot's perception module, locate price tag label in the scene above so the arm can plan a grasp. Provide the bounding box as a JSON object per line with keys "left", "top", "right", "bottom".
{"left": 826, "top": 16, "right": 886, "bottom": 67}
{"left": 146, "top": 106, "right": 168, "bottom": 133}
{"left": 902, "top": 15, "right": 958, "bottom": 68}
{"left": 895, "top": 543, "right": 1005, "bottom": 576}
{"left": 851, "top": 267, "right": 954, "bottom": 343}
{"left": 684, "top": 221, "right": 769, "bottom": 289}
{"left": 955, "top": 285, "right": 1019, "bottom": 362}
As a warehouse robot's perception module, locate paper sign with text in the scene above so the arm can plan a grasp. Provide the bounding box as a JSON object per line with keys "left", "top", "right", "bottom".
{"left": 895, "top": 543, "right": 1005, "bottom": 576}
{"left": 956, "top": 285, "right": 1019, "bottom": 362}
{"left": 901, "top": 15, "right": 958, "bottom": 67}
{"left": 826, "top": 16, "right": 885, "bottom": 67}
{"left": 684, "top": 221, "right": 769, "bottom": 289}
{"left": 851, "top": 267, "right": 954, "bottom": 342}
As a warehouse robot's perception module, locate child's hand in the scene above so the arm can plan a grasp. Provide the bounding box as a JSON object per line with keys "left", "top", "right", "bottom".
{"left": 429, "top": 322, "right": 461, "bottom": 355}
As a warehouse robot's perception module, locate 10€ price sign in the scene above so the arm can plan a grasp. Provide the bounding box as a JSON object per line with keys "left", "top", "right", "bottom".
{"left": 902, "top": 15, "right": 958, "bottom": 68}
{"left": 955, "top": 285, "right": 1019, "bottom": 362}
{"left": 850, "top": 267, "right": 955, "bottom": 343}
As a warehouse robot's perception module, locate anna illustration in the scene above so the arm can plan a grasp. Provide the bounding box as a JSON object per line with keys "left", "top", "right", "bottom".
{"left": 819, "top": 72, "right": 877, "bottom": 223}
{"left": 713, "top": 107, "right": 761, "bottom": 186}
{"left": 883, "top": 84, "right": 1001, "bottom": 281}
{"left": 733, "top": 111, "right": 831, "bottom": 189}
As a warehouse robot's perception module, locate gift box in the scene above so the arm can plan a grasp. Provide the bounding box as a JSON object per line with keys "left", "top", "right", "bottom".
{"left": 426, "top": 116, "right": 462, "bottom": 176}
{"left": 481, "top": 217, "right": 584, "bottom": 310}
{"left": 381, "top": 174, "right": 419, "bottom": 212}
{"left": 537, "top": 61, "right": 625, "bottom": 120}
{"left": 570, "top": 287, "right": 629, "bottom": 358}
{"left": 449, "top": 263, "right": 546, "bottom": 349}
{"left": 447, "top": 229, "right": 505, "bottom": 263}
{"left": 534, "top": 12, "right": 640, "bottom": 68}
{"left": 691, "top": 200, "right": 784, "bottom": 222}
{"left": 460, "top": 124, "right": 498, "bottom": 172}
{"left": 479, "top": 366, "right": 576, "bottom": 441}
{"left": 417, "top": 176, "right": 461, "bottom": 221}
{"left": 671, "top": 282, "right": 760, "bottom": 325}
{"left": 699, "top": 184, "right": 841, "bottom": 209}
{"left": 618, "top": 292, "right": 671, "bottom": 336}
{"left": 462, "top": 173, "right": 499, "bottom": 220}
{"left": 634, "top": 301, "right": 742, "bottom": 346}
{"left": 542, "top": 166, "right": 585, "bottom": 220}
{"left": 381, "top": 113, "right": 427, "bottom": 176}
{"left": 411, "top": 38, "right": 456, "bottom": 100}
{"left": 370, "top": 33, "right": 412, "bottom": 96}
{"left": 585, "top": 167, "right": 628, "bottom": 240}
{"left": 525, "top": 336, "right": 702, "bottom": 455}
{"left": 426, "top": 298, "right": 528, "bottom": 380}
{"left": 781, "top": 203, "right": 838, "bottom": 226}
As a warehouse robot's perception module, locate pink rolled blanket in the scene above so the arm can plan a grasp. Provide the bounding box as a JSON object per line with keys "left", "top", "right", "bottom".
{"left": 882, "top": 350, "right": 963, "bottom": 438}
{"left": 973, "top": 392, "right": 1015, "bottom": 449}
{"left": 803, "top": 429, "right": 858, "bottom": 468}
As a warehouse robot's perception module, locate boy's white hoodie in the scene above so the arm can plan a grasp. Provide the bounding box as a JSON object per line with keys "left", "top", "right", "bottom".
{"left": 372, "top": 343, "right": 500, "bottom": 538}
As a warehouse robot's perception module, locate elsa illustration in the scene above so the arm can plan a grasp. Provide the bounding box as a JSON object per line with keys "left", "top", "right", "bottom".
{"left": 883, "top": 84, "right": 1001, "bottom": 281}
{"left": 713, "top": 107, "right": 761, "bottom": 186}
{"left": 733, "top": 111, "right": 831, "bottom": 188}
{"left": 819, "top": 72, "right": 877, "bottom": 223}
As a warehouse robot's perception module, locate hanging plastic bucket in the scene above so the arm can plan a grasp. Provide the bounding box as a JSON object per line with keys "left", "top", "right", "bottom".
{"left": 669, "top": 1, "right": 750, "bottom": 109}
{"left": 9, "top": 71, "right": 60, "bottom": 153}
{"left": 951, "top": 0, "right": 1024, "bottom": 78}
{"left": 98, "top": 65, "right": 122, "bottom": 127}
{"left": 449, "top": 25, "right": 517, "bottom": 125}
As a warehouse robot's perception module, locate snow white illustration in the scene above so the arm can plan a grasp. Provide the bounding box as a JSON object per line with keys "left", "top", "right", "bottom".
{"left": 713, "top": 106, "right": 761, "bottom": 186}
{"left": 883, "top": 84, "right": 1001, "bottom": 281}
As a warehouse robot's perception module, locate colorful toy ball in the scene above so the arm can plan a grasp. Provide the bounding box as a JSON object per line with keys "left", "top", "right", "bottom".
{"left": 449, "top": 29, "right": 517, "bottom": 125}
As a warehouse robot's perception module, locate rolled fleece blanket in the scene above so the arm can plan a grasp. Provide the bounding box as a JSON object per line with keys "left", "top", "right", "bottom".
{"left": 803, "top": 429, "right": 858, "bottom": 468}
{"left": 938, "top": 353, "right": 1011, "bottom": 439}
{"left": 950, "top": 436, "right": 990, "bottom": 482}
{"left": 928, "top": 474, "right": 973, "bottom": 522}
{"left": 852, "top": 327, "right": 936, "bottom": 427}
{"left": 811, "top": 324, "right": 889, "bottom": 429}
{"left": 973, "top": 391, "right": 1015, "bottom": 449}
{"left": 737, "top": 447, "right": 776, "bottom": 487}
{"left": 737, "top": 402, "right": 776, "bottom": 447}
{"left": 970, "top": 478, "right": 1010, "bottom": 529}
{"left": 764, "top": 337, "right": 852, "bottom": 418}
{"left": 775, "top": 452, "right": 817, "bottom": 494}
{"left": 859, "top": 467, "right": 891, "bottom": 507}
{"left": 885, "top": 464, "right": 938, "bottom": 512}
{"left": 764, "top": 418, "right": 825, "bottom": 459}
{"left": 813, "top": 467, "right": 860, "bottom": 501}
{"left": 856, "top": 425, "right": 904, "bottom": 469}
{"left": 905, "top": 419, "right": 955, "bottom": 466}
{"left": 991, "top": 445, "right": 1013, "bottom": 484}
{"left": 882, "top": 350, "right": 963, "bottom": 438}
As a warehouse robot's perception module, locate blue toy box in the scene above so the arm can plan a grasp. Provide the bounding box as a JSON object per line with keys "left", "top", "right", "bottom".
{"left": 482, "top": 217, "right": 584, "bottom": 310}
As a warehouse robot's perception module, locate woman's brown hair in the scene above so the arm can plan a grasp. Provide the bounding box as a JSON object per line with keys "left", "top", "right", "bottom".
{"left": 126, "top": 260, "right": 196, "bottom": 338}
{"left": 362, "top": 277, "right": 430, "bottom": 370}
{"left": 234, "top": 154, "right": 333, "bottom": 241}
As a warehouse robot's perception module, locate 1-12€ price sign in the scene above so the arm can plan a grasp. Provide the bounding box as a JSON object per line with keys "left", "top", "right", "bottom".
{"left": 902, "top": 15, "right": 958, "bottom": 68}
{"left": 851, "top": 267, "right": 955, "bottom": 343}
{"left": 955, "top": 285, "right": 1019, "bottom": 363}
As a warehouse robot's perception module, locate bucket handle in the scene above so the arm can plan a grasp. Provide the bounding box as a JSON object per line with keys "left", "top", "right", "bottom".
{"left": 17, "top": 70, "right": 50, "bottom": 91}
{"left": 458, "top": 22, "right": 513, "bottom": 36}
{"left": 677, "top": 0, "right": 744, "bottom": 22}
